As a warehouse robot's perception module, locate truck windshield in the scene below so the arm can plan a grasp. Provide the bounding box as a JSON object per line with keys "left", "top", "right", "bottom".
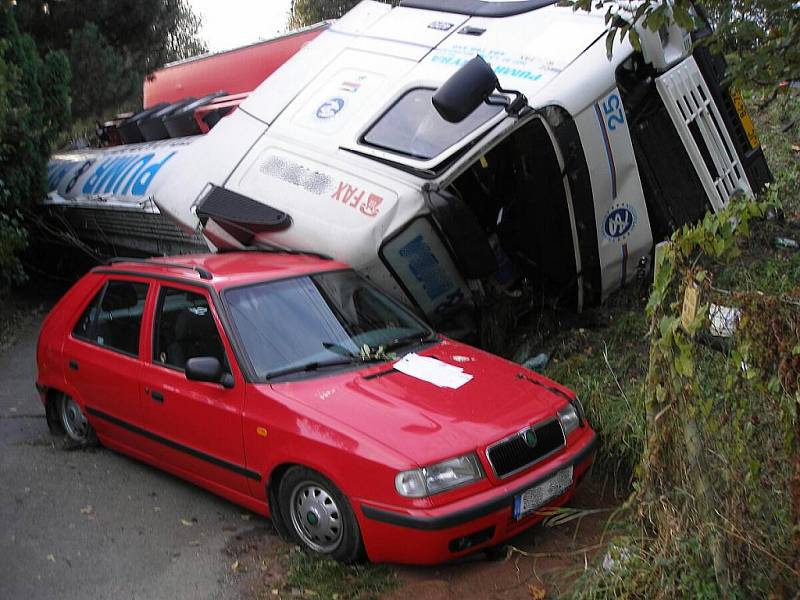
{"left": 361, "top": 88, "right": 503, "bottom": 160}
{"left": 224, "top": 270, "right": 434, "bottom": 380}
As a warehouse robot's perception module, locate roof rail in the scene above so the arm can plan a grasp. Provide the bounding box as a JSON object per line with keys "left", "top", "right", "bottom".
{"left": 105, "top": 257, "right": 213, "bottom": 280}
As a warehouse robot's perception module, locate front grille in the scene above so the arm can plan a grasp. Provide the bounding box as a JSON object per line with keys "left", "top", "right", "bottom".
{"left": 486, "top": 419, "right": 565, "bottom": 479}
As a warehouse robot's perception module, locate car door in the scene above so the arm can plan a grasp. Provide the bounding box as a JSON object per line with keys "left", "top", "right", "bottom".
{"left": 141, "top": 282, "right": 251, "bottom": 494}
{"left": 62, "top": 277, "right": 151, "bottom": 450}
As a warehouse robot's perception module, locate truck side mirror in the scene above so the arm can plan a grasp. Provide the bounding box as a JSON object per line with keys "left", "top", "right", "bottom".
{"left": 432, "top": 54, "right": 529, "bottom": 123}
{"left": 432, "top": 55, "right": 499, "bottom": 123}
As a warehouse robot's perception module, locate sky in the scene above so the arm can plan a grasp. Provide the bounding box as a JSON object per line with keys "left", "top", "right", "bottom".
{"left": 189, "top": 0, "right": 294, "bottom": 53}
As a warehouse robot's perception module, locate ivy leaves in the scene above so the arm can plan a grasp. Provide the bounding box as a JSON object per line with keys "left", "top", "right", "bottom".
{"left": 568, "top": 0, "right": 800, "bottom": 87}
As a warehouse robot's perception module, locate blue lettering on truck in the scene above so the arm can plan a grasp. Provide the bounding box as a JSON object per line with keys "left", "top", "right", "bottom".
{"left": 81, "top": 152, "right": 176, "bottom": 197}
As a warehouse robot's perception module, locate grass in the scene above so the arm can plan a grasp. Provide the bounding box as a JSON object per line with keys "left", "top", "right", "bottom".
{"left": 544, "top": 297, "right": 649, "bottom": 485}
{"left": 280, "top": 548, "right": 398, "bottom": 600}
{"left": 714, "top": 87, "right": 800, "bottom": 296}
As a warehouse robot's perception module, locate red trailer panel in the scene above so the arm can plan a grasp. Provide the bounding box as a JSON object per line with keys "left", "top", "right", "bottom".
{"left": 143, "top": 25, "right": 327, "bottom": 109}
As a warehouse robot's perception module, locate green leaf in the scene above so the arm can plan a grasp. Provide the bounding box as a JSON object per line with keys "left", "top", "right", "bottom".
{"left": 605, "top": 28, "right": 617, "bottom": 57}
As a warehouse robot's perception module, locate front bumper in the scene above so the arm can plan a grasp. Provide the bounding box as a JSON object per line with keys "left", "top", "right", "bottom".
{"left": 356, "top": 429, "right": 597, "bottom": 564}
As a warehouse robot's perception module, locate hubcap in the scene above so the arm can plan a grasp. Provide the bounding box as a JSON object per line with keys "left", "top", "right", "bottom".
{"left": 61, "top": 396, "right": 89, "bottom": 442}
{"left": 289, "top": 482, "right": 342, "bottom": 553}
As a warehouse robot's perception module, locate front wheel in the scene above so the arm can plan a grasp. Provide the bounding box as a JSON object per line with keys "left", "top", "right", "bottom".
{"left": 278, "top": 466, "right": 364, "bottom": 563}
{"left": 58, "top": 394, "right": 97, "bottom": 447}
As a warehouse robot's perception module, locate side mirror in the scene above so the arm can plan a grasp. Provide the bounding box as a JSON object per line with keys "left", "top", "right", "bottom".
{"left": 432, "top": 55, "right": 499, "bottom": 123}
{"left": 185, "top": 356, "right": 234, "bottom": 388}
{"left": 432, "top": 54, "right": 529, "bottom": 123}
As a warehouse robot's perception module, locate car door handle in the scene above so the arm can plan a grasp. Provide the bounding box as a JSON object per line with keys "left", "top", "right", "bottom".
{"left": 68, "top": 360, "right": 79, "bottom": 371}
{"left": 151, "top": 390, "right": 164, "bottom": 403}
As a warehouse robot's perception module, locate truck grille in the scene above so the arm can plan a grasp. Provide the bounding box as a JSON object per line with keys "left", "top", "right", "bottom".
{"left": 655, "top": 56, "right": 752, "bottom": 210}
{"left": 486, "top": 419, "right": 565, "bottom": 479}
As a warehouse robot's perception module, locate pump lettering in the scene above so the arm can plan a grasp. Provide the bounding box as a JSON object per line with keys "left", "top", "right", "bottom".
{"left": 79, "top": 152, "right": 175, "bottom": 197}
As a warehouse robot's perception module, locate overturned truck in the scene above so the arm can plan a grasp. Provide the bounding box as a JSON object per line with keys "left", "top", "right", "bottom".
{"left": 45, "top": 0, "right": 770, "bottom": 335}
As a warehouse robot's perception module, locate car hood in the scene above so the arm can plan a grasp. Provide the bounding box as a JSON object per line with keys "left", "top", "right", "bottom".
{"left": 268, "top": 338, "right": 570, "bottom": 467}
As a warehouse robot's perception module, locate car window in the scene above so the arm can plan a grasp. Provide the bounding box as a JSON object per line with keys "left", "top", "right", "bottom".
{"left": 72, "top": 287, "right": 103, "bottom": 340}
{"left": 153, "top": 286, "right": 226, "bottom": 371}
{"left": 361, "top": 88, "right": 503, "bottom": 160}
{"left": 73, "top": 280, "right": 149, "bottom": 356}
{"left": 225, "top": 270, "right": 433, "bottom": 380}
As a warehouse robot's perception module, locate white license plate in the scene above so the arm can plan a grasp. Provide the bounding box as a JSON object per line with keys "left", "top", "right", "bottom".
{"left": 513, "top": 466, "right": 573, "bottom": 520}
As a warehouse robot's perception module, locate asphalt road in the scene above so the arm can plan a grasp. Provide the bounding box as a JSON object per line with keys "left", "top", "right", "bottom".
{"left": 0, "top": 316, "right": 264, "bottom": 600}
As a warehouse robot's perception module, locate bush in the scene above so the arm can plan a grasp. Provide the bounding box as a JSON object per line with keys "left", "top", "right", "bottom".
{"left": 0, "top": 7, "right": 70, "bottom": 292}
{"left": 570, "top": 199, "right": 800, "bottom": 599}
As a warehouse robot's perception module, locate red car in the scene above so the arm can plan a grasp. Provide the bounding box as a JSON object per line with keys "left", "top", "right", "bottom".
{"left": 36, "top": 252, "right": 596, "bottom": 564}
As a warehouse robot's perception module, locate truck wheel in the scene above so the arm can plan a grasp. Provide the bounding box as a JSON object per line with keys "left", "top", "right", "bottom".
{"left": 58, "top": 394, "right": 97, "bottom": 447}
{"left": 278, "top": 466, "right": 364, "bottom": 563}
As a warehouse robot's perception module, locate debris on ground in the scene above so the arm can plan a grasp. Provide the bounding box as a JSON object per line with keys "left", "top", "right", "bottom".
{"left": 521, "top": 353, "right": 550, "bottom": 373}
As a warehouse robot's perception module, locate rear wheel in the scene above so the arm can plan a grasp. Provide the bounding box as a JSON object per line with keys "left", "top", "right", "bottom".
{"left": 58, "top": 395, "right": 96, "bottom": 447}
{"left": 278, "top": 466, "right": 364, "bottom": 563}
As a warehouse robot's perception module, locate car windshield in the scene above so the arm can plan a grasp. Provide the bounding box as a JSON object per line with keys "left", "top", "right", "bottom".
{"left": 224, "top": 270, "right": 434, "bottom": 380}
{"left": 361, "top": 88, "right": 503, "bottom": 160}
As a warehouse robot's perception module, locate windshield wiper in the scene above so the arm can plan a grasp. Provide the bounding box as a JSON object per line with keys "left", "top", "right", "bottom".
{"left": 322, "top": 341, "right": 361, "bottom": 359}
{"left": 264, "top": 358, "right": 358, "bottom": 381}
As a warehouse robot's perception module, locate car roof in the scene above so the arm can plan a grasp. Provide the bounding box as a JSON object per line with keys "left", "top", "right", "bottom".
{"left": 95, "top": 251, "right": 350, "bottom": 290}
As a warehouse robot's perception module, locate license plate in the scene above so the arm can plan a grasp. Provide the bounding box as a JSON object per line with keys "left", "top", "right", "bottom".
{"left": 513, "top": 466, "right": 573, "bottom": 520}
{"left": 730, "top": 89, "right": 760, "bottom": 150}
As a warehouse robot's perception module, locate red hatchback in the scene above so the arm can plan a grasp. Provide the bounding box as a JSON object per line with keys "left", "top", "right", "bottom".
{"left": 36, "top": 252, "right": 596, "bottom": 564}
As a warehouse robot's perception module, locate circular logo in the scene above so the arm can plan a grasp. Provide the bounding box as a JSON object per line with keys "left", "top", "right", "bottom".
{"left": 522, "top": 429, "right": 537, "bottom": 448}
{"left": 316, "top": 97, "right": 345, "bottom": 120}
{"left": 603, "top": 204, "right": 637, "bottom": 241}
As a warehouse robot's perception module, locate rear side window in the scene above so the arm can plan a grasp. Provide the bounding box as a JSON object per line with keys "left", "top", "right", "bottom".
{"left": 72, "top": 280, "right": 149, "bottom": 356}
{"left": 72, "top": 290, "right": 102, "bottom": 340}
{"left": 153, "top": 287, "right": 226, "bottom": 371}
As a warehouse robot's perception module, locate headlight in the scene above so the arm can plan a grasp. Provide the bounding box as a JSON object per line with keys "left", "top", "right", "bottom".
{"left": 558, "top": 403, "right": 580, "bottom": 436}
{"left": 395, "top": 453, "right": 484, "bottom": 498}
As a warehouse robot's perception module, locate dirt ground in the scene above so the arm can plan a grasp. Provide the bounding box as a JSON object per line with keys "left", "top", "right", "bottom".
{"left": 229, "top": 477, "right": 622, "bottom": 600}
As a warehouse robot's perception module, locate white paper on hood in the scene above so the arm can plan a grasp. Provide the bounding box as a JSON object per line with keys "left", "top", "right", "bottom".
{"left": 393, "top": 353, "right": 473, "bottom": 389}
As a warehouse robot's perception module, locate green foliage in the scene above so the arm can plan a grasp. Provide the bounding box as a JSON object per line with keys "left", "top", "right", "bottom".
{"left": 569, "top": 197, "right": 800, "bottom": 599}
{"left": 288, "top": 0, "right": 399, "bottom": 29}
{"left": 14, "top": 0, "right": 208, "bottom": 119}
{"left": 569, "top": 0, "right": 799, "bottom": 88}
{"left": 65, "top": 23, "right": 139, "bottom": 121}
{"left": 282, "top": 548, "right": 397, "bottom": 599}
{"left": 0, "top": 181, "right": 28, "bottom": 287}
{"left": 548, "top": 308, "right": 648, "bottom": 483}
{"left": 571, "top": 535, "right": 724, "bottom": 600}
{"left": 0, "top": 6, "right": 70, "bottom": 290}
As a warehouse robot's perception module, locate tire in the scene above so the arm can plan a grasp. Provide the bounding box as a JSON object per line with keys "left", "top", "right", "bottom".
{"left": 278, "top": 466, "right": 364, "bottom": 563}
{"left": 58, "top": 394, "right": 97, "bottom": 447}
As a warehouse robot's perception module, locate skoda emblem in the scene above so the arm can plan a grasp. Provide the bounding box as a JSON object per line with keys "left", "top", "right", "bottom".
{"left": 522, "top": 429, "right": 537, "bottom": 448}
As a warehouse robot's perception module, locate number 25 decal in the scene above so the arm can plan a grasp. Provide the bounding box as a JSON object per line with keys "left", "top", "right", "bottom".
{"left": 603, "top": 94, "right": 626, "bottom": 131}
